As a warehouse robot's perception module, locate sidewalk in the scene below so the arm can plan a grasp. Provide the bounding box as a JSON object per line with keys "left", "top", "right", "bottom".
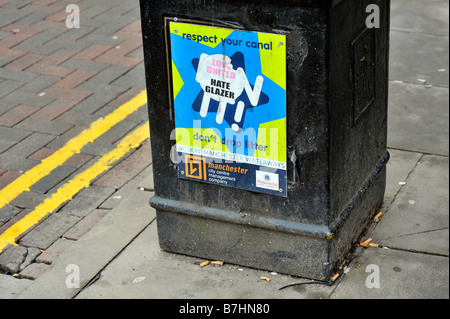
{"left": 0, "top": 0, "right": 151, "bottom": 294}
{"left": 1, "top": 0, "right": 449, "bottom": 300}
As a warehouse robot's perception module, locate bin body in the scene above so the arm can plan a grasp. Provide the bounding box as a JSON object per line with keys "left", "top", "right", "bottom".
{"left": 140, "top": 0, "right": 390, "bottom": 280}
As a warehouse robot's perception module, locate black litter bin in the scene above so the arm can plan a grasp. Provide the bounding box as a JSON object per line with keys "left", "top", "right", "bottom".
{"left": 140, "top": 0, "right": 390, "bottom": 281}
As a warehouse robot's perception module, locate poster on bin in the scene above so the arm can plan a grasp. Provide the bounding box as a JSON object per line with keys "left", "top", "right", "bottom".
{"left": 169, "top": 21, "right": 287, "bottom": 197}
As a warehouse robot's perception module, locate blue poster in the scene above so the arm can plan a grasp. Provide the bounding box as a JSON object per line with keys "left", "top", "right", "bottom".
{"left": 169, "top": 21, "right": 287, "bottom": 197}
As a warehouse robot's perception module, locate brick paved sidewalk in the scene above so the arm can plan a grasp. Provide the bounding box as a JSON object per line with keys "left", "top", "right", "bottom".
{"left": 0, "top": 0, "right": 152, "bottom": 280}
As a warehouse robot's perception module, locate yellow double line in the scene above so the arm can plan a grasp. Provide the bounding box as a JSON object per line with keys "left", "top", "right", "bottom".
{"left": 0, "top": 91, "right": 149, "bottom": 252}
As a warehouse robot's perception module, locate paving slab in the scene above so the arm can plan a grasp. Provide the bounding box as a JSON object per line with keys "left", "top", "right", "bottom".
{"left": 0, "top": 105, "right": 40, "bottom": 127}
{"left": 0, "top": 245, "right": 27, "bottom": 274}
{"left": 373, "top": 155, "right": 449, "bottom": 256}
{"left": 389, "top": 31, "right": 449, "bottom": 87}
{"left": 29, "top": 165, "right": 77, "bottom": 194}
{"left": 57, "top": 186, "right": 115, "bottom": 218}
{"left": 383, "top": 149, "right": 423, "bottom": 209}
{"left": 19, "top": 262, "right": 52, "bottom": 280}
{"left": 10, "top": 191, "right": 49, "bottom": 210}
{"left": 20, "top": 213, "right": 80, "bottom": 250}
{"left": 16, "top": 188, "right": 155, "bottom": 299}
{"left": 0, "top": 204, "right": 22, "bottom": 223}
{"left": 0, "top": 273, "right": 33, "bottom": 299}
{"left": 390, "top": 0, "right": 449, "bottom": 36}
{"left": 19, "top": 247, "right": 41, "bottom": 271}
{"left": 93, "top": 141, "right": 151, "bottom": 189}
{"left": 6, "top": 132, "right": 55, "bottom": 158}
{"left": 0, "top": 125, "right": 32, "bottom": 142}
{"left": 63, "top": 209, "right": 109, "bottom": 240}
{"left": 99, "top": 164, "right": 154, "bottom": 209}
{"left": 36, "top": 238, "right": 75, "bottom": 264}
{"left": 0, "top": 138, "right": 15, "bottom": 154}
{"left": 75, "top": 219, "right": 335, "bottom": 299}
{"left": 387, "top": 81, "right": 449, "bottom": 156}
{"left": 0, "top": 152, "right": 38, "bottom": 172}
{"left": 331, "top": 248, "right": 449, "bottom": 299}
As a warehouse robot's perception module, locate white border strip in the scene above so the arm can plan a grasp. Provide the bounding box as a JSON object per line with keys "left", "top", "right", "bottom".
{"left": 176, "top": 144, "right": 286, "bottom": 170}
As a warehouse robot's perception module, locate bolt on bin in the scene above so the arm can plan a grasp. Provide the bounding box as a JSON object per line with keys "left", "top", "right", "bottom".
{"left": 139, "top": 0, "right": 390, "bottom": 281}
